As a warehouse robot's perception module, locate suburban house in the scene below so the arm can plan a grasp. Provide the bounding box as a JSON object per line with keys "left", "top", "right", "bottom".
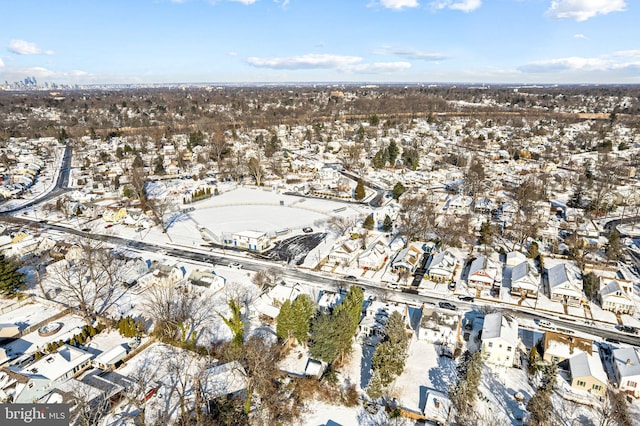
{"left": 543, "top": 332, "right": 593, "bottom": 364}
{"left": 505, "top": 251, "right": 527, "bottom": 267}
{"left": 480, "top": 312, "right": 519, "bottom": 367}
{"left": 612, "top": 347, "right": 640, "bottom": 398}
{"left": 223, "top": 230, "right": 270, "bottom": 252}
{"left": 358, "top": 301, "right": 412, "bottom": 342}
{"left": 328, "top": 239, "right": 360, "bottom": 266}
{"left": 9, "top": 345, "right": 93, "bottom": 403}
{"left": 202, "top": 360, "right": 247, "bottom": 405}
{"left": 467, "top": 256, "right": 498, "bottom": 289}
{"left": 317, "top": 290, "right": 345, "bottom": 315}
{"left": 510, "top": 260, "right": 540, "bottom": 299}
{"left": 254, "top": 283, "right": 302, "bottom": 319}
{"left": 599, "top": 277, "right": 636, "bottom": 315}
{"left": 357, "top": 237, "right": 390, "bottom": 271}
{"left": 391, "top": 244, "right": 423, "bottom": 275}
{"left": 102, "top": 207, "right": 127, "bottom": 223}
{"left": 562, "top": 351, "right": 607, "bottom": 396}
{"left": 422, "top": 390, "right": 452, "bottom": 426}
{"left": 548, "top": 263, "right": 584, "bottom": 307}
{"left": 138, "top": 263, "right": 187, "bottom": 288}
{"left": 188, "top": 269, "right": 226, "bottom": 293}
{"left": 427, "top": 250, "right": 457, "bottom": 283}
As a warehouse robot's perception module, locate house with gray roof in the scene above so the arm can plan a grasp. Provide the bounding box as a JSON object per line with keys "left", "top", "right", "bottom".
{"left": 612, "top": 347, "right": 640, "bottom": 398}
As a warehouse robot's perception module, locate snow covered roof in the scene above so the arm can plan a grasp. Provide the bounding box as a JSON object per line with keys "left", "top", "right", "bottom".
{"left": 203, "top": 360, "right": 247, "bottom": 399}
{"left": 569, "top": 352, "right": 607, "bottom": 384}
{"left": 612, "top": 347, "right": 640, "bottom": 379}
{"left": 481, "top": 312, "right": 518, "bottom": 345}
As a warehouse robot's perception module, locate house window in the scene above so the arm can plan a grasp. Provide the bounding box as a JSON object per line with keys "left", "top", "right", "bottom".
{"left": 577, "top": 380, "right": 586, "bottom": 387}
{"left": 507, "top": 346, "right": 512, "bottom": 352}
{"left": 627, "top": 381, "right": 637, "bottom": 388}
{"left": 488, "top": 342, "right": 493, "bottom": 348}
{"left": 551, "top": 356, "right": 560, "bottom": 363}
{"left": 592, "top": 384, "right": 602, "bottom": 391}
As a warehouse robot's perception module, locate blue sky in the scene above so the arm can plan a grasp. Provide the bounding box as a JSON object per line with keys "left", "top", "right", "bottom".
{"left": 0, "top": 0, "right": 638, "bottom": 85}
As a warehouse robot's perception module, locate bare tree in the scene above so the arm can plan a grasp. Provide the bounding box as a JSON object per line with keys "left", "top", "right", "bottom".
{"left": 209, "top": 128, "right": 228, "bottom": 172}
{"left": 327, "top": 215, "right": 357, "bottom": 235}
{"left": 246, "top": 156, "right": 265, "bottom": 186}
{"left": 397, "top": 192, "right": 437, "bottom": 245}
{"left": 142, "top": 284, "right": 214, "bottom": 342}
{"left": 148, "top": 196, "right": 177, "bottom": 234}
{"left": 597, "top": 388, "right": 633, "bottom": 426}
{"left": 48, "top": 239, "right": 129, "bottom": 320}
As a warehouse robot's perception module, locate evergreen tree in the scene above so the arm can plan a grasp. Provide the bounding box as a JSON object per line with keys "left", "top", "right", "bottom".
{"left": 291, "top": 294, "right": 315, "bottom": 344}
{"left": 363, "top": 214, "right": 374, "bottom": 230}
{"left": 388, "top": 140, "right": 399, "bottom": 165}
{"left": 382, "top": 215, "right": 393, "bottom": 232}
{"left": 354, "top": 178, "right": 366, "bottom": 200}
{"left": 605, "top": 230, "right": 623, "bottom": 261}
{"left": 275, "top": 300, "right": 295, "bottom": 340}
{"left": 219, "top": 299, "right": 245, "bottom": 348}
{"left": 309, "top": 286, "right": 363, "bottom": 365}
{"left": 392, "top": 182, "right": 406, "bottom": 200}
{"left": 366, "top": 371, "right": 384, "bottom": 400}
{"left": 0, "top": 255, "right": 26, "bottom": 296}
{"left": 372, "top": 150, "right": 385, "bottom": 169}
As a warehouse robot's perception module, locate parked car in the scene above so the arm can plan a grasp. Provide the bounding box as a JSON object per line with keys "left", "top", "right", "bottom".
{"left": 344, "top": 275, "right": 357, "bottom": 281}
{"left": 229, "top": 262, "right": 242, "bottom": 269}
{"left": 302, "top": 227, "right": 313, "bottom": 233}
{"left": 438, "top": 302, "right": 457, "bottom": 311}
{"left": 457, "top": 295, "right": 474, "bottom": 302}
{"left": 448, "top": 281, "right": 456, "bottom": 290}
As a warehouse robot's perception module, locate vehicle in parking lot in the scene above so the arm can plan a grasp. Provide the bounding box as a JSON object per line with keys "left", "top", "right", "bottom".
{"left": 229, "top": 262, "right": 242, "bottom": 269}
{"left": 438, "top": 302, "right": 457, "bottom": 311}
{"left": 344, "top": 275, "right": 357, "bottom": 280}
{"left": 302, "top": 227, "right": 313, "bottom": 233}
{"left": 457, "top": 295, "right": 474, "bottom": 302}
{"left": 448, "top": 281, "right": 456, "bottom": 290}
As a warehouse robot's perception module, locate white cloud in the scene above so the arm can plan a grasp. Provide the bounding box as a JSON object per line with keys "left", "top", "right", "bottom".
{"left": 573, "top": 33, "right": 588, "bottom": 39}
{"left": 610, "top": 50, "right": 640, "bottom": 58}
{"left": 431, "top": 0, "right": 481, "bottom": 12}
{"left": 547, "top": 0, "right": 626, "bottom": 21}
{"left": 346, "top": 62, "right": 411, "bottom": 73}
{"left": 274, "top": 0, "right": 290, "bottom": 7}
{"left": 228, "top": 0, "right": 256, "bottom": 4}
{"left": 8, "top": 39, "right": 54, "bottom": 55}
{"left": 247, "top": 54, "right": 363, "bottom": 69}
{"left": 519, "top": 52, "right": 640, "bottom": 74}
{"left": 227, "top": 51, "right": 238, "bottom": 56}
{"left": 0, "top": 58, "right": 4, "bottom": 67}
{"left": 378, "top": 0, "right": 420, "bottom": 10}
{"left": 372, "top": 46, "right": 447, "bottom": 61}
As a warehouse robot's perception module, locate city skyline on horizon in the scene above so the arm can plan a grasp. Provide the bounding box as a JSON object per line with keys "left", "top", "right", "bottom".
{"left": 0, "top": 0, "right": 638, "bottom": 86}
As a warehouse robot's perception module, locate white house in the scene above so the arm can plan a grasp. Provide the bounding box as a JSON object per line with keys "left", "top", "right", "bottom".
{"left": 467, "top": 256, "right": 498, "bottom": 289}
{"left": 358, "top": 300, "right": 411, "bottom": 341}
{"left": 481, "top": 312, "right": 519, "bottom": 367}
{"left": 422, "top": 390, "right": 452, "bottom": 426}
{"left": 548, "top": 263, "right": 584, "bottom": 307}
{"left": 599, "top": 277, "right": 635, "bottom": 315}
{"left": 357, "top": 237, "right": 390, "bottom": 271}
{"left": 224, "top": 230, "right": 270, "bottom": 252}
{"left": 11, "top": 345, "right": 93, "bottom": 403}
{"left": 612, "top": 347, "right": 640, "bottom": 398}
{"left": 510, "top": 260, "right": 540, "bottom": 299}
{"left": 328, "top": 239, "right": 360, "bottom": 266}
{"left": 427, "top": 250, "right": 457, "bottom": 283}
{"left": 505, "top": 251, "right": 527, "bottom": 267}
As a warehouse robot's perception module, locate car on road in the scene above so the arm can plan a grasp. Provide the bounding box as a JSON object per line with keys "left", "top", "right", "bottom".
{"left": 229, "top": 262, "right": 242, "bottom": 269}
{"left": 344, "top": 275, "right": 357, "bottom": 281}
{"left": 618, "top": 325, "right": 638, "bottom": 334}
{"left": 81, "top": 227, "right": 90, "bottom": 232}
{"left": 457, "top": 295, "right": 474, "bottom": 302}
{"left": 104, "top": 224, "right": 114, "bottom": 229}
{"left": 438, "top": 302, "right": 457, "bottom": 311}
{"left": 302, "top": 227, "right": 313, "bottom": 233}
{"left": 448, "top": 281, "right": 456, "bottom": 290}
